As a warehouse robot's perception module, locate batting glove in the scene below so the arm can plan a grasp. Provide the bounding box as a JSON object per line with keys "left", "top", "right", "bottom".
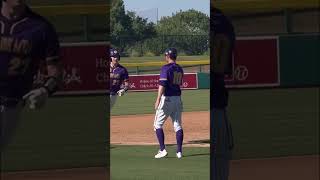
{"left": 23, "top": 87, "right": 49, "bottom": 109}
{"left": 117, "top": 89, "right": 126, "bottom": 96}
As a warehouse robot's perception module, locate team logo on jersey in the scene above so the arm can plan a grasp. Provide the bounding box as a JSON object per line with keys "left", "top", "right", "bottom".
{"left": 0, "top": 37, "right": 32, "bottom": 55}
{"left": 110, "top": 73, "right": 120, "bottom": 79}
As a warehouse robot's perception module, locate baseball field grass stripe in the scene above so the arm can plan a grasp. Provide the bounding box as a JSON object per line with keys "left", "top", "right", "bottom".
{"left": 110, "top": 145, "right": 210, "bottom": 180}
{"left": 112, "top": 89, "right": 210, "bottom": 116}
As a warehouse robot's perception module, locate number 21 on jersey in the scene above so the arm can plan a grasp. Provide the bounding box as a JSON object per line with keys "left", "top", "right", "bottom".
{"left": 8, "top": 56, "right": 31, "bottom": 76}
{"left": 173, "top": 71, "right": 183, "bottom": 85}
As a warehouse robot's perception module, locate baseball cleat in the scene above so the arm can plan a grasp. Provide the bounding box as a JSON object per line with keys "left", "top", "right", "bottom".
{"left": 176, "top": 152, "right": 182, "bottom": 159}
{"left": 155, "top": 149, "right": 168, "bottom": 159}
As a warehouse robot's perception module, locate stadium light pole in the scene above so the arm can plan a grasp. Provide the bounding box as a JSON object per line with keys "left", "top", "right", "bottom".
{"left": 156, "top": 8, "right": 159, "bottom": 24}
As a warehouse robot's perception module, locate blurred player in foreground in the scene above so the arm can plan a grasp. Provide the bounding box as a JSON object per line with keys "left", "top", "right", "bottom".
{"left": 0, "top": 0, "right": 62, "bottom": 151}
{"left": 211, "top": 4, "right": 235, "bottom": 180}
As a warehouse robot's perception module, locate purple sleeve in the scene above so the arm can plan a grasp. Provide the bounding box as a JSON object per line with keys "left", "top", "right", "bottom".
{"left": 181, "top": 67, "right": 184, "bottom": 84}
{"left": 122, "top": 68, "right": 129, "bottom": 81}
{"left": 43, "top": 23, "right": 60, "bottom": 64}
{"left": 159, "top": 66, "right": 168, "bottom": 86}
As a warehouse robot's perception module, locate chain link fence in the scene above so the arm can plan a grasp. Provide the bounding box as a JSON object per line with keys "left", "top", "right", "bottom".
{"left": 112, "top": 34, "right": 210, "bottom": 57}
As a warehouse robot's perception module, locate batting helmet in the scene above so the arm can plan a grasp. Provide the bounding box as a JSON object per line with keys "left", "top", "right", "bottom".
{"left": 164, "top": 47, "right": 177, "bottom": 60}
{"left": 110, "top": 48, "right": 120, "bottom": 61}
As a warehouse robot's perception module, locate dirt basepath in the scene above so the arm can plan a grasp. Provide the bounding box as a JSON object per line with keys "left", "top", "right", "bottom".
{"left": 111, "top": 111, "right": 210, "bottom": 146}
{"left": 229, "top": 155, "right": 319, "bottom": 180}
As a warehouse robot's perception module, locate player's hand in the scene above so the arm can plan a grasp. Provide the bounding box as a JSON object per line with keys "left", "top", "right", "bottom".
{"left": 154, "top": 99, "right": 160, "bottom": 110}
{"left": 23, "top": 87, "right": 49, "bottom": 109}
{"left": 117, "top": 89, "right": 126, "bottom": 96}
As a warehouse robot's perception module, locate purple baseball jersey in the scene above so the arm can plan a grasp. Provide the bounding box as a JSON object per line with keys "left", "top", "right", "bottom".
{"left": 159, "top": 63, "right": 184, "bottom": 96}
{"left": 110, "top": 64, "right": 129, "bottom": 95}
{"left": 0, "top": 7, "right": 59, "bottom": 99}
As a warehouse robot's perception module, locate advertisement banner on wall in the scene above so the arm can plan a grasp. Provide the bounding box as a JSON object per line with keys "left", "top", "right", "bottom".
{"left": 225, "top": 36, "right": 280, "bottom": 88}
{"left": 52, "top": 42, "right": 109, "bottom": 95}
{"left": 128, "top": 73, "right": 198, "bottom": 91}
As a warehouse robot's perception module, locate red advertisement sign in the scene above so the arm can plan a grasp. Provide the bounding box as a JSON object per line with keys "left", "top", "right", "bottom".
{"left": 225, "top": 37, "right": 280, "bottom": 88}
{"left": 128, "top": 73, "right": 198, "bottom": 91}
{"left": 54, "top": 42, "right": 108, "bottom": 95}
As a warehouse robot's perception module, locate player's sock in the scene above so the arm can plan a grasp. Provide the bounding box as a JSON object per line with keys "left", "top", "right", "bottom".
{"left": 156, "top": 128, "right": 165, "bottom": 151}
{"left": 176, "top": 129, "right": 183, "bottom": 153}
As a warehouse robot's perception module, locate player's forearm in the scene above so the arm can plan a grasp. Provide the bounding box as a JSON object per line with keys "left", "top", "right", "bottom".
{"left": 157, "top": 85, "right": 165, "bottom": 100}
{"left": 44, "top": 62, "right": 63, "bottom": 95}
{"left": 123, "top": 81, "right": 129, "bottom": 91}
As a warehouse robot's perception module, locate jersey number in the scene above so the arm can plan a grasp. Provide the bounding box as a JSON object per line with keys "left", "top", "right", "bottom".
{"left": 112, "top": 79, "right": 119, "bottom": 85}
{"left": 8, "top": 56, "right": 31, "bottom": 76}
{"left": 173, "top": 72, "right": 183, "bottom": 85}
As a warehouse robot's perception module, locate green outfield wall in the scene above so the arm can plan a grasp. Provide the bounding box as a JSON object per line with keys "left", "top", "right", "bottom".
{"left": 279, "top": 34, "right": 320, "bottom": 87}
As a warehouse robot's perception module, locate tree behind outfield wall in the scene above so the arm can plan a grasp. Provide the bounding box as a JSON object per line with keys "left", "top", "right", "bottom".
{"left": 110, "top": 0, "right": 209, "bottom": 56}
{"left": 155, "top": 9, "right": 210, "bottom": 55}
{"left": 110, "top": 0, "right": 156, "bottom": 53}
{"left": 110, "top": 0, "right": 133, "bottom": 49}
{"left": 129, "top": 9, "right": 210, "bottom": 56}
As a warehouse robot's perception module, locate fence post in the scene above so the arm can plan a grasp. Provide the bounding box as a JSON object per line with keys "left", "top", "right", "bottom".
{"left": 83, "top": 14, "right": 89, "bottom": 41}
{"left": 161, "top": 35, "right": 164, "bottom": 51}
{"left": 284, "top": 9, "right": 293, "bottom": 34}
{"left": 136, "top": 66, "right": 139, "bottom": 75}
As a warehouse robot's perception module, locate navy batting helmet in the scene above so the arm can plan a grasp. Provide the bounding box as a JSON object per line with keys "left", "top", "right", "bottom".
{"left": 110, "top": 48, "right": 120, "bottom": 61}
{"left": 164, "top": 47, "right": 177, "bottom": 60}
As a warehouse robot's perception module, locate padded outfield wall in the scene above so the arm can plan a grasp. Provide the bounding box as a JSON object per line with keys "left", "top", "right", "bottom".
{"left": 198, "top": 34, "right": 320, "bottom": 89}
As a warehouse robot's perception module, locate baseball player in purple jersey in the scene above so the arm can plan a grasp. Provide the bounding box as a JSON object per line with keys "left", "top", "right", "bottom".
{"left": 109, "top": 48, "right": 129, "bottom": 109}
{"left": 154, "top": 47, "right": 184, "bottom": 159}
{"left": 0, "top": 0, "right": 62, "bottom": 151}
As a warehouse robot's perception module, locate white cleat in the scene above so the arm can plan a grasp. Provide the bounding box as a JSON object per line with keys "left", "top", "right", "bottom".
{"left": 176, "top": 152, "right": 182, "bottom": 159}
{"left": 155, "top": 149, "right": 168, "bottom": 159}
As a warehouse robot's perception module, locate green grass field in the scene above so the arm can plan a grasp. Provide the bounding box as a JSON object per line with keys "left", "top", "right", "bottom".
{"left": 111, "top": 146, "right": 210, "bottom": 180}
{"left": 1, "top": 88, "right": 319, "bottom": 174}
{"left": 111, "top": 89, "right": 210, "bottom": 116}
